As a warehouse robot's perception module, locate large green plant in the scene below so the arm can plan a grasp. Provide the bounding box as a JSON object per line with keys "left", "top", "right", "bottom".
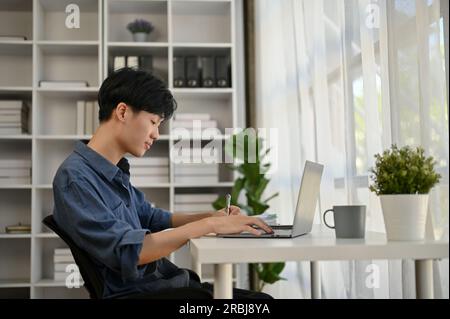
{"left": 212, "top": 131, "right": 284, "bottom": 292}
{"left": 369, "top": 145, "right": 441, "bottom": 195}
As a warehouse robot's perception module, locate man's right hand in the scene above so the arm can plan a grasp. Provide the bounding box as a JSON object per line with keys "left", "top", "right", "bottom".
{"left": 206, "top": 215, "right": 273, "bottom": 236}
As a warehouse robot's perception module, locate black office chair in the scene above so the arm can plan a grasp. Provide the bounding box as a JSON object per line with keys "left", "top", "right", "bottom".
{"left": 42, "top": 215, "right": 212, "bottom": 299}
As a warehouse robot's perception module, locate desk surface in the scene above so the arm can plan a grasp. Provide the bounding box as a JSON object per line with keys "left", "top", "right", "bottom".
{"left": 189, "top": 225, "right": 449, "bottom": 263}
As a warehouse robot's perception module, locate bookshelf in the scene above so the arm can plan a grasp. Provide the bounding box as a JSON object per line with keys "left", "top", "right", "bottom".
{"left": 0, "top": 0, "right": 245, "bottom": 298}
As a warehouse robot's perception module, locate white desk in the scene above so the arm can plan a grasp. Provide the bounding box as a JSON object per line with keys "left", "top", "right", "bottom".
{"left": 189, "top": 225, "right": 449, "bottom": 299}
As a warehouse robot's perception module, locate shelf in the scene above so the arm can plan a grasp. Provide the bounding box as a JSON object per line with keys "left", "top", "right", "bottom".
{"left": 174, "top": 182, "right": 234, "bottom": 188}
{"left": 0, "top": 279, "right": 31, "bottom": 288}
{"left": 108, "top": 42, "right": 168, "bottom": 56}
{"left": 36, "top": 0, "right": 99, "bottom": 42}
{"left": 107, "top": 0, "right": 168, "bottom": 43}
{"left": 35, "top": 135, "right": 93, "bottom": 140}
{"left": 0, "top": 185, "right": 32, "bottom": 189}
{"left": 131, "top": 183, "right": 171, "bottom": 188}
{"left": 0, "top": 0, "right": 240, "bottom": 299}
{"left": 34, "top": 233, "right": 58, "bottom": 239}
{"left": 172, "top": 43, "right": 232, "bottom": 48}
{"left": 36, "top": 88, "right": 99, "bottom": 99}
{"left": 0, "top": 0, "right": 33, "bottom": 41}
{"left": 0, "top": 234, "right": 31, "bottom": 239}
{"left": 0, "top": 135, "right": 32, "bottom": 140}
{"left": 108, "top": 42, "right": 168, "bottom": 48}
{"left": 36, "top": 41, "right": 99, "bottom": 55}
{"left": 34, "top": 279, "right": 71, "bottom": 287}
{"left": 172, "top": 1, "right": 231, "bottom": 43}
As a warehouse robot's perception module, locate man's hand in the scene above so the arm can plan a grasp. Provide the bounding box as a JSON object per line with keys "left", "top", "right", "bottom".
{"left": 206, "top": 214, "right": 273, "bottom": 236}
{"left": 213, "top": 205, "right": 241, "bottom": 217}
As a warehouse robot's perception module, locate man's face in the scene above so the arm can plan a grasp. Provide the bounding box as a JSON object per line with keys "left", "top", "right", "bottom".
{"left": 119, "top": 105, "right": 163, "bottom": 157}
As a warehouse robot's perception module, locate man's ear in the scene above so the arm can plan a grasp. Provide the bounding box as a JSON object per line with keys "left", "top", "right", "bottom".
{"left": 115, "top": 102, "right": 128, "bottom": 122}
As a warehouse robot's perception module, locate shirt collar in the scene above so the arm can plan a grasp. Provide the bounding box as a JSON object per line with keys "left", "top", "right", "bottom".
{"left": 74, "top": 140, "right": 130, "bottom": 181}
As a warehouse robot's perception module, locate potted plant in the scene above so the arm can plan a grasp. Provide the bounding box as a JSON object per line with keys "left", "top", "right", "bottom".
{"left": 212, "top": 131, "right": 284, "bottom": 292}
{"left": 127, "top": 19, "right": 154, "bottom": 42}
{"left": 369, "top": 145, "right": 441, "bottom": 241}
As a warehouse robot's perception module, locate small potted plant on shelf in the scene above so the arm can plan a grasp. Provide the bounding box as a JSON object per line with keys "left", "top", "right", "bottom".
{"left": 369, "top": 145, "right": 441, "bottom": 241}
{"left": 127, "top": 19, "right": 154, "bottom": 42}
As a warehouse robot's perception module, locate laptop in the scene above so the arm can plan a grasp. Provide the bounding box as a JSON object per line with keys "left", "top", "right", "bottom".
{"left": 218, "top": 160, "right": 324, "bottom": 238}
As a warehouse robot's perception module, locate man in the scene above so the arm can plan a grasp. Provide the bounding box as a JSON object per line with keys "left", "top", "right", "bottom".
{"left": 53, "top": 68, "right": 273, "bottom": 299}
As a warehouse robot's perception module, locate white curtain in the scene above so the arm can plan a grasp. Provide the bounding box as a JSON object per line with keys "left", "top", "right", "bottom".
{"left": 254, "top": 0, "right": 448, "bottom": 298}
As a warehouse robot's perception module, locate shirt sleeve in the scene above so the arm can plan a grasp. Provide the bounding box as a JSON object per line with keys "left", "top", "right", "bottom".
{"left": 53, "top": 179, "right": 148, "bottom": 282}
{"left": 131, "top": 186, "right": 173, "bottom": 232}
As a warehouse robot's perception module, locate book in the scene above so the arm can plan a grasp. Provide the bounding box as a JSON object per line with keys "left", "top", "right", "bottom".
{"left": 0, "top": 35, "right": 27, "bottom": 41}
{"left": 0, "top": 177, "right": 31, "bottom": 185}
{"left": 0, "top": 168, "right": 31, "bottom": 177}
{"left": 114, "top": 56, "right": 126, "bottom": 71}
{"left": 54, "top": 263, "right": 74, "bottom": 272}
{"left": 174, "top": 194, "right": 218, "bottom": 204}
{"left": 0, "top": 159, "right": 32, "bottom": 168}
{"left": 172, "top": 120, "right": 217, "bottom": 129}
{"left": 174, "top": 164, "right": 218, "bottom": 176}
{"left": 85, "top": 101, "right": 94, "bottom": 135}
{"left": 0, "top": 100, "right": 23, "bottom": 109}
{"left": 54, "top": 271, "right": 69, "bottom": 281}
{"left": 54, "top": 248, "right": 71, "bottom": 255}
{"left": 174, "top": 113, "right": 211, "bottom": 121}
{"left": 0, "top": 114, "right": 22, "bottom": 122}
{"left": 54, "top": 255, "right": 75, "bottom": 263}
{"left": 0, "top": 127, "right": 23, "bottom": 135}
{"left": 127, "top": 56, "right": 139, "bottom": 69}
{"left": 76, "top": 101, "right": 85, "bottom": 135}
{"left": 139, "top": 55, "right": 153, "bottom": 72}
{"left": 174, "top": 175, "right": 219, "bottom": 184}
{"left": 174, "top": 203, "right": 214, "bottom": 213}
{"left": 39, "top": 80, "right": 89, "bottom": 88}
{"left": 130, "top": 176, "right": 169, "bottom": 185}
{"left": 129, "top": 167, "right": 169, "bottom": 175}
{"left": 127, "top": 157, "right": 169, "bottom": 166}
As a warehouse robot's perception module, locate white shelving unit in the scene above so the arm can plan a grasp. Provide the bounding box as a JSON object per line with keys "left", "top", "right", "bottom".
{"left": 0, "top": 0, "right": 244, "bottom": 299}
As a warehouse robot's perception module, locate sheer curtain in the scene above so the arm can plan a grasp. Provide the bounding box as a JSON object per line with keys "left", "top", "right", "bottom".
{"left": 254, "top": 0, "right": 448, "bottom": 298}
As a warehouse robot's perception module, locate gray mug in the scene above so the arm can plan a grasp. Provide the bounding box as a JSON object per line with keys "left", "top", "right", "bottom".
{"left": 323, "top": 205, "right": 366, "bottom": 239}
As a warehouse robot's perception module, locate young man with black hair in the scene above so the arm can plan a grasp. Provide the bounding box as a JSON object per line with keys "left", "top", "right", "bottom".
{"left": 52, "top": 68, "right": 273, "bottom": 299}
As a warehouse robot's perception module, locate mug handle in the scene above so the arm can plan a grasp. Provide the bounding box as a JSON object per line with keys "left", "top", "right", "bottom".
{"left": 323, "top": 209, "right": 335, "bottom": 229}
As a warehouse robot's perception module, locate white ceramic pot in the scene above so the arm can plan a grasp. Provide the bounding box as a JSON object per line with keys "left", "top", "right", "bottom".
{"left": 132, "top": 32, "right": 148, "bottom": 42}
{"left": 380, "top": 194, "right": 429, "bottom": 241}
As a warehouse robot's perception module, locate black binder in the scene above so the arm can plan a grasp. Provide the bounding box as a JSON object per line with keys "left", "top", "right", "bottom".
{"left": 201, "top": 56, "right": 215, "bottom": 88}
{"left": 215, "top": 56, "right": 230, "bottom": 87}
{"left": 173, "top": 56, "right": 186, "bottom": 87}
{"left": 186, "top": 56, "right": 200, "bottom": 88}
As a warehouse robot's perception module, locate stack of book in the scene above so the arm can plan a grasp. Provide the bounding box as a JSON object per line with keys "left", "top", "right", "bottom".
{"left": 127, "top": 157, "right": 169, "bottom": 185}
{"left": 172, "top": 113, "right": 218, "bottom": 133}
{"left": 53, "top": 248, "right": 75, "bottom": 281}
{"left": 174, "top": 160, "right": 219, "bottom": 184}
{"left": 0, "top": 35, "right": 27, "bottom": 41}
{"left": 0, "top": 100, "right": 29, "bottom": 135}
{"left": 76, "top": 100, "right": 100, "bottom": 135}
{"left": 174, "top": 193, "right": 217, "bottom": 214}
{"left": 0, "top": 159, "right": 31, "bottom": 185}
{"left": 111, "top": 55, "right": 153, "bottom": 73}
{"left": 38, "top": 80, "right": 89, "bottom": 88}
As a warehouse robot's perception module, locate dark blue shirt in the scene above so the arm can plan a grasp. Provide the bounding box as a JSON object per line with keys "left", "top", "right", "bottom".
{"left": 53, "top": 141, "right": 190, "bottom": 298}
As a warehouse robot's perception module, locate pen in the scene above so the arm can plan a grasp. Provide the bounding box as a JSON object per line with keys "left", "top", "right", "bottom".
{"left": 225, "top": 194, "right": 231, "bottom": 215}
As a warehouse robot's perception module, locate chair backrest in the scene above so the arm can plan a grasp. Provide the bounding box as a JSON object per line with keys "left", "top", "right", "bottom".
{"left": 42, "top": 215, "right": 104, "bottom": 299}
